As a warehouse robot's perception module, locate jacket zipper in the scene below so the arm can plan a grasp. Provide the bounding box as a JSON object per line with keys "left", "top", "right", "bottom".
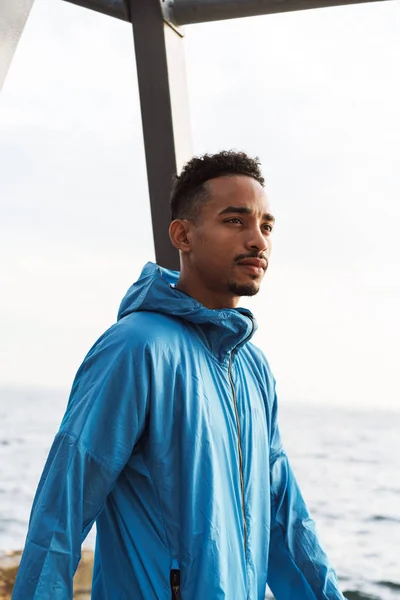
{"left": 170, "top": 569, "right": 181, "bottom": 600}
{"left": 227, "top": 316, "right": 255, "bottom": 554}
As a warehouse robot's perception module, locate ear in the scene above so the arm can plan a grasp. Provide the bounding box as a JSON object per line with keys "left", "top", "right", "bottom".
{"left": 169, "top": 219, "right": 193, "bottom": 252}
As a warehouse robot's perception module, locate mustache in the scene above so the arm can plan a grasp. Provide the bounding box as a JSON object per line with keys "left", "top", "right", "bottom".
{"left": 234, "top": 252, "right": 269, "bottom": 267}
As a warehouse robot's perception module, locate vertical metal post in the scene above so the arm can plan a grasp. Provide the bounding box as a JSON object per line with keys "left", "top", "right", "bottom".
{"left": 0, "top": 0, "right": 35, "bottom": 91}
{"left": 129, "top": 0, "right": 192, "bottom": 271}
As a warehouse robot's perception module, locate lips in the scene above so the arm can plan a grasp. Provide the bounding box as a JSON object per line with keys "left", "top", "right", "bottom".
{"left": 237, "top": 258, "right": 267, "bottom": 270}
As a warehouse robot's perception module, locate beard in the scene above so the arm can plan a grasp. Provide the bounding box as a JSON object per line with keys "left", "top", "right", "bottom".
{"left": 227, "top": 278, "right": 260, "bottom": 297}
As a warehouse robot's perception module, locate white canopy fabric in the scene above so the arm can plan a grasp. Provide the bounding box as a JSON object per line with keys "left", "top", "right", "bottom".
{"left": 0, "top": 0, "right": 35, "bottom": 92}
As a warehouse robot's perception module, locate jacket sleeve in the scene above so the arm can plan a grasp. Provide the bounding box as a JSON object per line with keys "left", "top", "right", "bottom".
{"left": 11, "top": 324, "right": 149, "bottom": 600}
{"left": 267, "top": 390, "right": 345, "bottom": 600}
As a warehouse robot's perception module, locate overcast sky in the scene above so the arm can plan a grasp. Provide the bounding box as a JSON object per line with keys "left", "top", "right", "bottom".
{"left": 1, "top": 0, "right": 399, "bottom": 410}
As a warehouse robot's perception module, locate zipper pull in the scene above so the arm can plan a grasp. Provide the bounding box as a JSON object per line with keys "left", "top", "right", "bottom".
{"left": 170, "top": 569, "right": 181, "bottom": 600}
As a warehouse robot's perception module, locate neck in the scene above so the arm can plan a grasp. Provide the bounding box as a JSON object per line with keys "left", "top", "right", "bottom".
{"left": 176, "top": 273, "right": 239, "bottom": 310}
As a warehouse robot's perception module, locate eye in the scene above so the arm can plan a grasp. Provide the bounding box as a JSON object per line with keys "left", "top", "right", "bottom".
{"left": 224, "top": 217, "right": 243, "bottom": 225}
{"left": 262, "top": 223, "right": 273, "bottom": 233}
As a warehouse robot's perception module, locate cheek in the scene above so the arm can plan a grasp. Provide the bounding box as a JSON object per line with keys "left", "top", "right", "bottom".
{"left": 193, "top": 237, "right": 231, "bottom": 275}
{"left": 200, "top": 246, "right": 227, "bottom": 269}
{"left": 195, "top": 229, "right": 228, "bottom": 258}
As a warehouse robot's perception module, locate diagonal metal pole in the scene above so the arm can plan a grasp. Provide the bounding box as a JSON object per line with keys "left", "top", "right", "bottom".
{"left": 128, "top": 0, "right": 192, "bottom": 270}
{"left": 0, "top": 0, "right": 35, "bottom": 92}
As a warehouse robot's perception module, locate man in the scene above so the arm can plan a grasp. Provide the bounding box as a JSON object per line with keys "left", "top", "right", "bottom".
{"left": 12, "top": 151, "right": 345, "bottom": 599}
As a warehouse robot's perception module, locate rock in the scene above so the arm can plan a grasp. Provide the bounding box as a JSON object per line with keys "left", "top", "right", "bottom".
{"left": 72, "top": 549, "right": 94, "bottom": 596}
{"left": 0, "top": 549, "right": 94, "bottom": 599}
{"left": 0, "top": 551, "right": 20, "bottom": 600}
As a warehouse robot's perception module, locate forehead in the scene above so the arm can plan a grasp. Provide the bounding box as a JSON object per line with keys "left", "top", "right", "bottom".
{"left": 204, "top": 175, "right": 271, "bottom": 214}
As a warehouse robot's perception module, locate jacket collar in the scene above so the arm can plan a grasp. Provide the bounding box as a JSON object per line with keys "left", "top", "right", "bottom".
{"left": 118, "top": 262, "right": 258, "bottom": 359}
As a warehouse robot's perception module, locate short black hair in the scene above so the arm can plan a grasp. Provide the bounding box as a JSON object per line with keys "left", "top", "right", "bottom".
{"left": 170, "top": 150, "right": 265, "bottom": 222}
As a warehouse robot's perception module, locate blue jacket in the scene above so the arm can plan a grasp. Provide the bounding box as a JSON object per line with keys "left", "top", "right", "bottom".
{"left": 12, "top": 262, "right": 344, "bottom": 600}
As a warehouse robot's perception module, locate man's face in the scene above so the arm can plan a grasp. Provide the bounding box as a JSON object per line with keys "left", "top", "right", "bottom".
{"left": 185, "top": 175, "right": 274, "bottom": 301}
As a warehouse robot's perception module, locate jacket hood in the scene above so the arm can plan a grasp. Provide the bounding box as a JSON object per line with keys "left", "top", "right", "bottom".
{"left": 117, "top": 262, "right": 258, "bottom": 357}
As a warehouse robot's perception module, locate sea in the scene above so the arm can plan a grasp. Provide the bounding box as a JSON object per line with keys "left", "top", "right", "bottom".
{"left": 0, "top": 386, "right": 399, "bottom": 600}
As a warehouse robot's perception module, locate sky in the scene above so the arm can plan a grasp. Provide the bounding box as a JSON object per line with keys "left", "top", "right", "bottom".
{"left": 1, "top": 0, "right": 400, "bottom": 410}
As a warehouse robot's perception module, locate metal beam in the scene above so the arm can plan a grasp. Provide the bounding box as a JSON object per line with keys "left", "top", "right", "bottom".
{"left": 129, "top": 0, "right": 192, "bottom": 270}
{"left": 0, "top": 0, "right": 35, "bottom": 92}
{"left": 163, "top": 0, "right": 389, "bottom": 26}
{"left": 63, "top": 0, "right": 129, "bottom": 21}
{"left": 62, "top": 0, "right": 389, "bottom": 25}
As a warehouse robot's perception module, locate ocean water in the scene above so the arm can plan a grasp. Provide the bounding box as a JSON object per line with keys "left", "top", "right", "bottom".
{"left": 0, "top": 386, "right": 399, "bottom": 599}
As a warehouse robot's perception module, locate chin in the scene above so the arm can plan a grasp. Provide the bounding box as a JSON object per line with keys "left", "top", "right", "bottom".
{"left": 228, "top": 280, "right": 260, "bottom": 297}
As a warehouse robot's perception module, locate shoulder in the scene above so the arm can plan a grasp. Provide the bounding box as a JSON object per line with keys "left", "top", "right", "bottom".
{"left": 117, "top": 311, "right": 187, "bottom": 343}
{"left": 89, "top": 311, "right": 187, "bottom": 358}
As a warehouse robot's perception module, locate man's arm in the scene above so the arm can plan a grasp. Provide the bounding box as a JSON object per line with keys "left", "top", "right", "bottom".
{"left": 267, "top": 390, "right": 345, "bottom": 600}
{"left": 12, "top": 324, "right": 149, "bottom": 600}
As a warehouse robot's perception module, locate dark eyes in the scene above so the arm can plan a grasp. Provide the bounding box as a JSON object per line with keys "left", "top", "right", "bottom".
{"left": 224, "top": 217, "right": 243, "bottom": 225}
{"left": 262, "top": 224, "right": 273, "bottom": 233}
{"left": 224, "top": 218, "right": 273, "bottom": 233}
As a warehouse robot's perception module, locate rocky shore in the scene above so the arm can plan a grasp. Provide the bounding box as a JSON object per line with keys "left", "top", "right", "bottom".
{"left": 0, "top": 549, "right": 94, "bottom": 599}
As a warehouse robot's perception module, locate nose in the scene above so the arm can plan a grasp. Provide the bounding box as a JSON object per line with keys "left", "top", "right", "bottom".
{"left": 245, "top": 226, "right": 269, "bottom": 254}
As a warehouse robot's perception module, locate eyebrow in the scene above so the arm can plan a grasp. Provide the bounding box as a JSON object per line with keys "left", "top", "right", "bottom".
{"left": 218, "top": 205, "right": 276, "bottom": 223}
